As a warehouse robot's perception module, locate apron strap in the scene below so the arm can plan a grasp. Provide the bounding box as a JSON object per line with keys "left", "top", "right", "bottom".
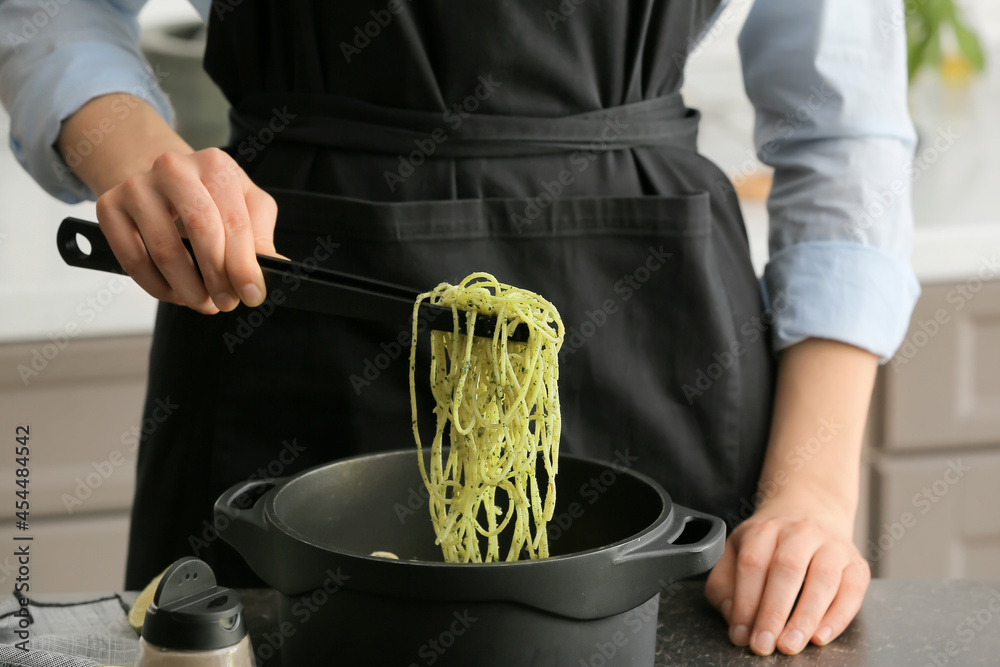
{"left": 228, "top": 92, "right": 699, "bottom": 158}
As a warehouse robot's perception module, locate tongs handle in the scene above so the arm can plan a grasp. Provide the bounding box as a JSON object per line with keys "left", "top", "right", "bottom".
{"left": 58, "top": 217, "right": 129, "bottom": 275}
{"left": 56, "top": 217, "right": 417, "bottom": 324}
{"left": 56, "top": 217, "right": 531, "bottom": 341}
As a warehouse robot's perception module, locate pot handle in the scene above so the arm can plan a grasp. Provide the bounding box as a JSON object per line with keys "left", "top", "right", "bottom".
{"left": 613, "top": 503, "right": 727, "bottom": 580}
{"left": 214, "top": 478, "right": 281, "bottom": 543}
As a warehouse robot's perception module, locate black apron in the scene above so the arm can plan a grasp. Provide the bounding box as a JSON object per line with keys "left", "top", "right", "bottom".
{"left": 124, "top": 0, "right": 775, "bottom": 590}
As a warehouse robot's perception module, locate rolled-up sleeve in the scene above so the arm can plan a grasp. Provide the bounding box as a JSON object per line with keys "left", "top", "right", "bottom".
{"left": 0, "top": 0, "right": 173, "bottom": 203}
{"left": 738, "top": 0, "right": 921, "bottom": 362}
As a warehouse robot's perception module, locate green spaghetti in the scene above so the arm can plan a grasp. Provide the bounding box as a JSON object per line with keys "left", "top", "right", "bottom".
{"left": 409, "top": 273, "right": 564, "bottom": 563}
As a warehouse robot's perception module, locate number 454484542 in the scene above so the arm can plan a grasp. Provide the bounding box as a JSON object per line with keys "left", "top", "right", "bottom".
{"left": 14, "top": 426, "right": 29, "bottom": 529}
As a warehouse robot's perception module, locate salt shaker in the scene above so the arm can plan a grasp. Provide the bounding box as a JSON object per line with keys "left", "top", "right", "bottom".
{"left": 134, "top": 557, "right": 253, "bottom": 667}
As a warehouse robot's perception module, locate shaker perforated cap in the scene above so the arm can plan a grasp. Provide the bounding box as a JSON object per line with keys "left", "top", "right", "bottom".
{"left": 141, "top": 557, "right": 247, "bottom": 651}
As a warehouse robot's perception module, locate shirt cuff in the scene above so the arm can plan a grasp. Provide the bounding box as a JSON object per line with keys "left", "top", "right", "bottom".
{"left": 8, "top": 40, "right": 174, "bottom": 204}
{"left": 761, "top": 240, "right": 921, "bottom": 363}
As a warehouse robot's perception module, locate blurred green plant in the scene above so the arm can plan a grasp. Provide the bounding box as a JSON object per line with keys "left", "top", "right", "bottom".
{"left": 907, "top": 0, "right": 986, "bottom": 82}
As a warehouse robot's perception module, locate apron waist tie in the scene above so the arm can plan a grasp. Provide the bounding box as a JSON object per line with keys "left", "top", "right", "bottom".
{"left": 228, "top": 91, "right": 699, "bottom": 158}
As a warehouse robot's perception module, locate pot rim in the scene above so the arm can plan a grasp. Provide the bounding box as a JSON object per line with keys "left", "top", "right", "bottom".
{"left": 263, "top": 447, "right": 675, "bottom": 567}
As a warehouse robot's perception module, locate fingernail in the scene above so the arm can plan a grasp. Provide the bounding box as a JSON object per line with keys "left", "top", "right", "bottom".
{"left": 730, "top": 624, "right": 749, "bottom": 646}
{"left": 752, "top": 630, "right": 775, "bottom": 655}
{"left": 241, "top": 283, "right": 263, "bottom": 307}
{"left": 214, "top": 293, "right": 238, "bottom": 311}
{"left": 816, "top": 625, "right": 833, "bottom": 645}
{"left": 720, "top": 599, "right": 732, "bottom": 621}
{"left": 782, "top": 629, "right": 805, "bottom": 653}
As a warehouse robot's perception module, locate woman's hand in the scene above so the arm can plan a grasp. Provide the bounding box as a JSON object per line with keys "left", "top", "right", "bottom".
{"left": 58, "top": 94, "right": 279, "bottom": 314}
{"left": 96, "top": 148, "right": 278, "bottom": 314}
{"left": 703, "top": 338, "right": 880, "bottom": 656}
{"left": 704, "top": 496, "right": 871, "bottom": 655}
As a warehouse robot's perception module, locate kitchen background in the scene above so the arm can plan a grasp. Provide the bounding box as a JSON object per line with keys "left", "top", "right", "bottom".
{"left": 1, "top": 0, "right": 998, "bottom": 591}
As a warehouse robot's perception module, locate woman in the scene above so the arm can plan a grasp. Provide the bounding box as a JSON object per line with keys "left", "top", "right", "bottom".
{"left": 0, "top": 0, "right": 919, "bottom": 656}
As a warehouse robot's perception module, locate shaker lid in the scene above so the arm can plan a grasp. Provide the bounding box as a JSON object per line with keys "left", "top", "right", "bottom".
{"left": 141, "top": 557, "right": 247, "bottom": 651}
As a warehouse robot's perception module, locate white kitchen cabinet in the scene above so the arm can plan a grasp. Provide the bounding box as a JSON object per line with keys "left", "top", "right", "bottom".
{"left": 0, "top": 513, "right": 132, "bottom": 594}
{"left": 870, "top": 281, "right": 1000, "bottom": 578}
{"left": 872, "top": 451, "right": 1000, "bottom": 578}
{"left": 0, "top": 335, "right": 150, "bottom": 592}
{"left": 883, "top": 282, "right": 1000, "bottom": 451}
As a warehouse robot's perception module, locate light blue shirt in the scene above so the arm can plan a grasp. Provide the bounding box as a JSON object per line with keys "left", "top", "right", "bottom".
{"left": 0, "top": 0, "right": 920, "bottom": 362}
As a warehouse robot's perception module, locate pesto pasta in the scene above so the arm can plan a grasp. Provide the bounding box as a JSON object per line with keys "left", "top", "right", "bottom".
{"left": 409, "top": 273, "right": 564, "bottom": 563}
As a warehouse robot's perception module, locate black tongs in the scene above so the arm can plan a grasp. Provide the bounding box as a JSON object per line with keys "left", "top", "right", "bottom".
{"left": 57, "top": 217, "right": 528, "bottom": 342}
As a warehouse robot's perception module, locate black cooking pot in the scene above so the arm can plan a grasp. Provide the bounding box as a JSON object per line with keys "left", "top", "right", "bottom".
{"left": 215, "top": 449, "right": 725, "bottom": 666}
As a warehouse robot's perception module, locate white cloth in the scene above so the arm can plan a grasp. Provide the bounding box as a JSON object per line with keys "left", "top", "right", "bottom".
{"left": 0, "top": 593, "right": 139, "bottom": 667}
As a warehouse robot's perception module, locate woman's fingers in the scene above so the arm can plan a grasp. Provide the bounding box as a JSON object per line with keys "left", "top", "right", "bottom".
{"left": 197, "top": 149, "right": 265, "bottom": 306}
{"left": 151, "top": 152, "right": 237, "bottom": 312}
{"left": 811, "top": 557, "right": 870, "bottom": 646}
{"left": 704, "top": 537, "right": 737, "bottom": 624}
{"left": 774, "top": 541, "right": 844, "bottom": 654}
{"left": 728, "top": 524, "right": 778, "bottom": 647}
{"left": 94, "top": 148, "right": 278, "bottom": 312}
{"left": 707, "top": 509, "right": 871, "bottom": 655}
{"left": 119, "top": 176, "right": 218, "bottom": 314}
{"left": 244, "top": 181, "right": 280, "bottom": 258}
{"left": 748, "top": 524, "right": 824, "bottom": 655}
{"left": 710, "top": 518, "right": 870, "bottom": 656}
{"left": 96, "top": 194, "right": 176, "bottom": 303}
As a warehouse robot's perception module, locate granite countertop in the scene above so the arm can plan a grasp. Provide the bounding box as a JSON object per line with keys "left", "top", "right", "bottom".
{"left": 219, "top": 579, "right": 1000, "bottom": 667}
{"left": 653, "top": 580, "right": 1000, "bottom": 666}
{"left": 7, "top": 579, "right": 998, "bottom": 666}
